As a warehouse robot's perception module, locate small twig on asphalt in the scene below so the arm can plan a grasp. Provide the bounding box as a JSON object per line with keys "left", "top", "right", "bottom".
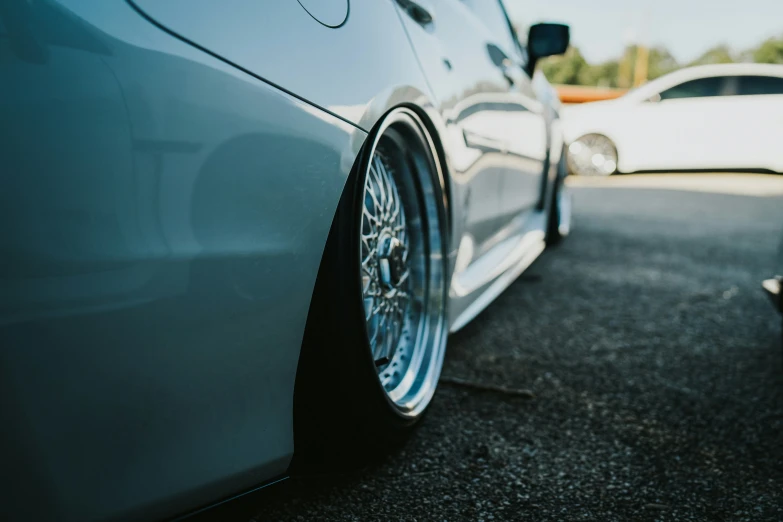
{"left": 440, "top": 376, "right": 535, "bottom": 399}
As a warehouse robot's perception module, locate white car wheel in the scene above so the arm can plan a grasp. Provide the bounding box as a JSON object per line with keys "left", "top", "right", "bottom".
{"left": 567, "top": 134, "right": 618, "bottom": 176}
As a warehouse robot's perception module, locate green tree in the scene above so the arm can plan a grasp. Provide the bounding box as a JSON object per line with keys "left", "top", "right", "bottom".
{"left": 689, "top": 45, "right": 735, "bottom": 66}
{"left": 647, "top": 47, "right": 679, "bottom": 79}
{"left": 578, "top": 60, "right": 620, "bottom": 87}
{"left": 540, "top": 46, "right": 588, "bottom": 85}
{"left": 536, "top": 36, "right": 783, "bottom": 87}
{"left": 752, "top": 36, "right": 783, "bottom": 63}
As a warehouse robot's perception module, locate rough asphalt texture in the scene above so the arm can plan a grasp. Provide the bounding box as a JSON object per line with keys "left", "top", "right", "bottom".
{"left": 196, "top": 176, "right": 783, "bottom": 521}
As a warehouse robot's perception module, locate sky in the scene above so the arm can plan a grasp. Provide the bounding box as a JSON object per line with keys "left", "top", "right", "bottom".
{"left": 505, "top": 0, "right": 783, "bottom": 64}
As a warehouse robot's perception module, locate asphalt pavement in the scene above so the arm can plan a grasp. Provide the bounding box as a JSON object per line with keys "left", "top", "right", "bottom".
{"left": 197, "top": 174, "right": 783, "bottom": 522}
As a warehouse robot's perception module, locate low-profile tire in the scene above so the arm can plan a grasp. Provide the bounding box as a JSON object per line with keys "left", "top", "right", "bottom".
{"left": 291, "top": 107, "right": 449, "bottom": 472}
{"left": 566, "top": 133, "right": 618, "bottom": 176}
{"left": 546, "top": 148, "right": 571, "bottom": 245}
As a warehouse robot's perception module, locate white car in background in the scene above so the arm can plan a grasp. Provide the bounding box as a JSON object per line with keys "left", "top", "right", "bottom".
{"left": 562, "top": 63, "right": 783, "bottom": 176}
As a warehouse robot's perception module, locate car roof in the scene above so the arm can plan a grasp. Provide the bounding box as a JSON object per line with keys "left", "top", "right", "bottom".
{"left": 667, "top": 63, "right": 783, "bottom": 81}
{"left": 624, "top": 63, "right": 783, "bottom": 102}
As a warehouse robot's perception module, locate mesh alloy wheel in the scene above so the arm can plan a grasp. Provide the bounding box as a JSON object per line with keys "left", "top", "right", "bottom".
{"left": 358, "top": 108, "right": 448, "bottom": 417}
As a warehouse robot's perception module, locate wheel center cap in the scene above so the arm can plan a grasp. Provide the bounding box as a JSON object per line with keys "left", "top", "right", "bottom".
{"left": 378, "top": 235, "right": 406, "bottom": 291}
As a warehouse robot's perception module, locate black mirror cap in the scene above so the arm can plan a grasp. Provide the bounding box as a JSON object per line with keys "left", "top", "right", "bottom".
{"left": 527, "top": 23, "right": 570, "bottom": 62}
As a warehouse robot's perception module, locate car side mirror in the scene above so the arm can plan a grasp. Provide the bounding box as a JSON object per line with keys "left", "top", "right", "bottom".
{"left": 526, "top": 23, "right": 569, "bottom": 75}
{"left": 646, "top": 93, "right": 662, "bottom": 103}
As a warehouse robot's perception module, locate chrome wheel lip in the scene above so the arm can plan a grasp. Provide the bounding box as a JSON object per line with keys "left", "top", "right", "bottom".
{"left": 358, "top": 108, "right": 448, "bottom": 418}
{"left": 567, "top": 134, "right": 618, "bottom": 176}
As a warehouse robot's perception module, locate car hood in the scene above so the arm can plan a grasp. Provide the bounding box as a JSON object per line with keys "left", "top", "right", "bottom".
{"left": 561, "top": 99, "right": 622, "bottom": 118}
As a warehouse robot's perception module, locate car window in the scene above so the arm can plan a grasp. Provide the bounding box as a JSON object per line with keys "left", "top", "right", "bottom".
{"left": 737, "top": 75, "right": 783, "bottom": 96}
{"left": 461, "top": 0, "right": 522, "bottom": 60}
{"left": 658, "top": 77, "right": 726, "bottom": 100}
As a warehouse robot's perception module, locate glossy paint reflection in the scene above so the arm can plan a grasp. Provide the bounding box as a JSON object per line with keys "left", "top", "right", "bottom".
{"left": 0, "top": 0, "right": 566, "bottom": 519}
{"left": 129, "top": 0, "right": 430, "bottom": 130}
{"left": 0, "top": 1, "right": 362, "bottom": 521}
{"left": 394, "top": 0, "right": 549, "bottom": 330}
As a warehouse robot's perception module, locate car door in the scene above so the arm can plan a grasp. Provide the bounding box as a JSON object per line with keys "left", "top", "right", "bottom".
{"left": 462, "top": 0, "right": 548, "bottom": 221}
{"left": 395, "top": 2, "right": 510, "bottom": 271}
{"left": 688, "top": 73, "right": 783, "bottom": 172}
{"left": 397, "top": 0, "right": 547, "bottom": 327}
{"left": 620, "top": 76, "right": 730, "bottom": 171}
{"left": 729, "top": 75, "right": 783, "bottom": 171}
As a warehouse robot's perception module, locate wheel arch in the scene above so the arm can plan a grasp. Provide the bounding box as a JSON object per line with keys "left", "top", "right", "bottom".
{"left": 291, "top": 105, "right": 452, "bottom": 470}
{"left": 355, "top": 96, "right": 456, "bottom": 261}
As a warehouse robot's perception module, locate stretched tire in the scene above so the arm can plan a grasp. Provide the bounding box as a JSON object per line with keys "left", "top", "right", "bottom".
{"left": 566, "top": 133, "right": 618, "bottom": 176}
{"left": 292, "top": 108, "right": 449, "bottom": 471}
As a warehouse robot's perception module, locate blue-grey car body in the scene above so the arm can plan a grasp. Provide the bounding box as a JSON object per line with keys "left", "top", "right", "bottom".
{"left": 0, "top": 1, "right": 566, "bottom": 521}
{"left": 763, "top": 240, "right": 783, "bottom": 315}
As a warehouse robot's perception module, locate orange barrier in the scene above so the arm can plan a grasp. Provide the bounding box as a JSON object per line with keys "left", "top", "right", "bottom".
{"left": 554, "top": 85, "right": 628, "bottom": 104}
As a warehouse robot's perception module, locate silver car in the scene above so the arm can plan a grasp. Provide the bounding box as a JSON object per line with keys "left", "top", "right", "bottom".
{"left": 0, "top": 1, "right": 570, "bottom": 520}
